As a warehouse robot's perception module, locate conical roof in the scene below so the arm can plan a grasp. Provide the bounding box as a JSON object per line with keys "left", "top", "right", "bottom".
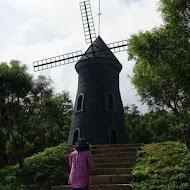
{"left": 79, "top": 36, "right": 120, "bottom": 62}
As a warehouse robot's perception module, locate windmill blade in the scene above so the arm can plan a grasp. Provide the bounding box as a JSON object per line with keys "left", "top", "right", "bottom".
{"left": 80, "top": 0, "right": 96, "bottom": 44}
{"left": 33, "top": 50, "right": 83, "bottom": 72}
{"left": 107, "top": 40, "right": 129, "bottom": 53}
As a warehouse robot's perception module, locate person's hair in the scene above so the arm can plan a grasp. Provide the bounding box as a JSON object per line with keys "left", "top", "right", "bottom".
{"left": 76, "top": 137, "right": 90, "bottom": 151}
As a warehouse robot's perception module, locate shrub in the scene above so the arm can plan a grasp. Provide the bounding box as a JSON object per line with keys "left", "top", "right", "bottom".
{"left": 0, "top": 143, "right": 70, "bottom": 190}
{"left": 132, "top": 142, "right": 190, "bottom": 190}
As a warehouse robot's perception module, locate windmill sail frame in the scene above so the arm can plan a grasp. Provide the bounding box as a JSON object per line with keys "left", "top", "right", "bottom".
{"left": 80, "top": 0, "right": 96, "bottom": 44}
{"left": 33, "top": 40, "right": 128, "bottom": 72}
{"left": 33, "top": 1, "right": 129, "bottom": 72}
{"left": 33, "top": 50, "right": 83, "bottom": 72}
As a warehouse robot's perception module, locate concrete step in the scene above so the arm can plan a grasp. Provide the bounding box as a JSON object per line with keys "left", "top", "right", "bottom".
{"left": 65, "top": 153, "right": 137, "bottom": 160}
{"left": 91, "top": 144, "right": 142, "bottom": 149}
{"left": 51, "top": 184, "right": 132, "bottom": 190}
{"left": 92, "top": 152, "right": 137, "bottom": 158}
{"left": 91, "top": 184, "right": 132, "bottom": 190}
{"left": 94, "top": 156, "right": 137, "bottom": 163}
{"left": 91, "top": 174, "right": 133, "bottom": 185}
{"left": 93, "top": 168, "right": 133, "bottom": 175}
{"left": 51, "top": 144, "right": 142, "bottom": 190}
{"left": 92, "top": 147, "right": 137, "bottom": 154}
{"left": 70, "top": 143, "right": 142, "bottom": 148}
{"left": 95, "top": 161, "right": 136, "bottom": 168}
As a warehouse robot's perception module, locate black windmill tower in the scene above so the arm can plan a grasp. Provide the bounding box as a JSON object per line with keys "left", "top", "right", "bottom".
{"left": 33, "top": 0, "right": 128, "bottom": 145}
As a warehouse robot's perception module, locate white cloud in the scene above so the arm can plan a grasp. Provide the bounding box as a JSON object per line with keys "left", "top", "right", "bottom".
{"left": 0, "top": 0, "right": 163, "bottom": 113}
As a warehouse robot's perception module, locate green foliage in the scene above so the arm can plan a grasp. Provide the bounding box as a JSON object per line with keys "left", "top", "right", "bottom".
{"left": 0, "top": 60, "right": 34, "bottom": 168}
{"left": 29, "top": 91, "right": 72, "bottom": 154}
{"left": 125, "top": 106, "right": 189, "bottom": 144}
{"left": 159, "top": 0, "right": 190, "bottom": 34}
{"left": 0, "top": 143, "right": 70, "bottom": 190}
{"left": 0, "top": 60, "right": 33, "bottom": 99}
{"left": 126, "top": 0, "right": 190, "bottom": 148}
{"left": 127, "top": 0, "right": 190, "bottom": 113}
{"left": 125, "top": 105, "right": 152, "bottom": 143}
{"left": 0, "top": 61, "right": 73, "bottom": 168}
{"left": 132, "top": 142, "right": 190, "bottom": 190}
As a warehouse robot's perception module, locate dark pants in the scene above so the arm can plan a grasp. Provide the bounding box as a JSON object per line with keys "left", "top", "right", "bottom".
{"left": 72, "top": 186, "right": 88, "bottom": 190}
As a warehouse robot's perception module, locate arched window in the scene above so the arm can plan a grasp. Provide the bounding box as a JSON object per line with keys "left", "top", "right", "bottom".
{"left": 105, "top": 93, "right": 115, "bottom": 110}
{"left": 109, "top": 129, "right": 118, "bottom": 144}
{"left": 76, "top": 94, "right": 84, "bottom": 111}
{"left": 72, "top": 129, "right": 80, "bottom": 145}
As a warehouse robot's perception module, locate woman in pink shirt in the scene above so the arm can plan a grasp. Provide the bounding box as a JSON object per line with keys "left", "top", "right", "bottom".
{"left": 69, "top": 138, "right": 94, "bottom": 190}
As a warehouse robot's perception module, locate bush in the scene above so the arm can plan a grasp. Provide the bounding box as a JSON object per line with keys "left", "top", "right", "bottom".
{"left": 132, "top": 142, "right": 190, "bottom": 190}
{"left": 0, "top": 143, "right": 70, "bottom": 190}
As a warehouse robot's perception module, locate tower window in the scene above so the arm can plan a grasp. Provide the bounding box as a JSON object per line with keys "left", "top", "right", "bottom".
{"left": 109, "top": 129, "right": 118, "bottom": 144}
{"left": 105, "top": 93, "right": 115, "bottom": 110}
{"left": 76, "top": 94, "right": 84, "bottom": 111}
{"left": 73, "top": 129, "right": 80, "bottom": 145}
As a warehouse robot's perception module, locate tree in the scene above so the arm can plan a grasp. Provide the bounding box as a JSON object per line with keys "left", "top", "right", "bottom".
{"left": 125, "top": 105, "right": 152, "bottom": 143}
{"left": 124, "top": 105, "right": 185, "bottom": 144}
{"left": 0, "top": 126, "right": 7, "bottom": 167}
{"left": 30, "top": 91, "right": 73, "bottom": 152}
{"left": 32, "top": 75, "right": 53, "bottom": 102}
{"left": 128, "top": 0, "right": 190, "bottom": 114}
{"left": 0, "top": 60, "right": 33, "bottom": 168}
{"left": 0, "top": 61, "right": 73, "bottom": 168}
{"left": 23, "top": 75, "right": 55, "bottom": 155}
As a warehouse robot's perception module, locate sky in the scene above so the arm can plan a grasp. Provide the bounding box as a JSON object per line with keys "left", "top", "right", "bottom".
{"left": 0, "top": 0, "right": 163, "bottom": 113}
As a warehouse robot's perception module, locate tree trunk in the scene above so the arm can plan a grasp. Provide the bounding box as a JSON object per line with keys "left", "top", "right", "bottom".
{"left": 18, "top": 156, "right": 24, "bottom": 169}
{"left": 183, "top": 124, "right": 190, "bottom": 151}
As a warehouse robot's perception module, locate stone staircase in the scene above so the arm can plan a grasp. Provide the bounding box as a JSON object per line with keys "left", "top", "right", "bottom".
{"left": 51, "top": 144, "right": 142, "bottom": 190}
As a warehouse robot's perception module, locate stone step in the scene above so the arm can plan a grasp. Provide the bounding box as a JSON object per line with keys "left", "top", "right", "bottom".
{"left": 92, "top": 147, "right": 137, "bottom": 154}
{"left": 93, "top": 168, "right": 133, "bottom": 175}
{"left": 91, "top": 184, "right": 132, "bottom": 190}
{"left": 91, "top": 144, "right": 142, "bottom": 149}
{"left": 70, "top": 143, "right": 142, "bottom": 148}
{"left": 91, "top": 174, "right": 133, "bottom": 185}
{"left": 95, "top": 161, "right": 136, "bottom": 168}
{"left": 94, "top": 156, "right": 136, "bottom": 163}
{"left": 92, "top": 152, "right": 137, "bottom": 158}
{"left": 51, "top": 184, "right": 132, "bottom": 190}
{"left": 51, "top": 143, "right": 141, "bottom": 190}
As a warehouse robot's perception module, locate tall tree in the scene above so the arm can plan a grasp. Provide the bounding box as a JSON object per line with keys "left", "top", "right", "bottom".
{"left": 0, "top": 60, "right": 33, "bottom": 168}
{"left": 30, "top": 91, "right": 73, "bottom": 152}
{"left": 128, "top": 0, "right": 190, "bottom": 114}
{"left": 0, "top": 61, "right": 73, "bottom": 168}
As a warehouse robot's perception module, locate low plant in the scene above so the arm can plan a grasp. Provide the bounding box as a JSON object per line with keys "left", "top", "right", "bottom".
{"left": 132, "top": 142, "right": 190, "bottom": 190}
{"left": 0, "top": 143, "right": 70, "bottom": 190}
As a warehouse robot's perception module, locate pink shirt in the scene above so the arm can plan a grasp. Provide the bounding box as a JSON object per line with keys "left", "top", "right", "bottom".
{"left": 69, "top": 150, "right": 94, "bottom": 188}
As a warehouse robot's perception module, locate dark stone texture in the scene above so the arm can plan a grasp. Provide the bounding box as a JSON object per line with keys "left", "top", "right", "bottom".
{"left": 68, "top": 37, "right": 127, "bottom": 144}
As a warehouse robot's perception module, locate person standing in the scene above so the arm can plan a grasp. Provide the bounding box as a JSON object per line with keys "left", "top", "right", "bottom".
{"left": 69, "top": 138, "right": 94, "bottom": 190}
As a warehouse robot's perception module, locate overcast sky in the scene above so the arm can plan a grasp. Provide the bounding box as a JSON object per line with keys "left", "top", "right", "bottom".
{"left": 0, "top": 0, "right": 163, "bottom": 113}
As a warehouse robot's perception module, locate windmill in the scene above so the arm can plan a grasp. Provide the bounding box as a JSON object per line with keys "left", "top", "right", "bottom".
{"left": 34, "top": 0, "right": 128, "bottom": 145}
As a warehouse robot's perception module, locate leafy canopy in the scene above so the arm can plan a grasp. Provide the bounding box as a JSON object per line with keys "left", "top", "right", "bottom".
{"left": 128, "top": 0, "right": 190, "bottom": 113}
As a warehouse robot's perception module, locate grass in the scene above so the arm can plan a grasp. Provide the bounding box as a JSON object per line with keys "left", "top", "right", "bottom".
{"left": 0, "top": 143, "right": 70, "bottom": 190}
{"left": 132, "top": 141, "right": 190, "bottom": 190}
